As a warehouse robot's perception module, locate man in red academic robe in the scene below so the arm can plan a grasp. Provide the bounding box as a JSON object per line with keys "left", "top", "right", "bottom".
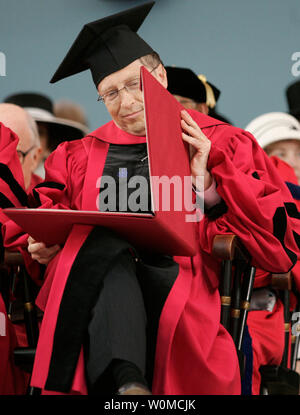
{"left": 0, "top": 104, "right": 41, "bottom": 394}
{"left": 4, "top": 3, "right": 300, "bottom": 395}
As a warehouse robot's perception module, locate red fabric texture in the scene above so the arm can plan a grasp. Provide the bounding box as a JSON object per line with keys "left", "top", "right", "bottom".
{"left": 0, "top": 123, "right": 43, "bottom": 394}
{"left": 0, "top": 123, "right": 30, "bottom": 394}
{"left": 27, "top": 172, "right": 43, "bottom": 193}
{"left": 0, "top": 123, "right": 25, "bottom": 225}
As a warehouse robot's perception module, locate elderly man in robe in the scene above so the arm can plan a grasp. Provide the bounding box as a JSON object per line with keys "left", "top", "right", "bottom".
{"left": 3, "top": 2, "right": 299, "bottom": 396}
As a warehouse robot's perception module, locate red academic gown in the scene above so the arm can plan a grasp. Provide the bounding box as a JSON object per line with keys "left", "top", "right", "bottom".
{"left": 28, "top": 172, "right": 43, "bottom": 194}
{"left": 0, "top": 123, "right": 35, "bottom": 394}
{"left": 4, "top": 113, "right": 300, "bottom": 395}
{"left": 246, "top": 155, "right": 300, "bottom": 395}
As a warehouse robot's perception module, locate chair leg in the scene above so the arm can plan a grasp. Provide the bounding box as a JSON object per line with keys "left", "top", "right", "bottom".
{"left": 237, "top": 265, "right": 256, "bottom": 351}
{"left": 220, "top": 260, "right": 232, "bottom": 331}
{"left": 21, "top": 267, "right": 39, "bottom": 348}
{"left": 230, "top": 260, "right": 244, "bottom": 346}
{"left": 281, "top": 290, "right": 290, "bottom": 368}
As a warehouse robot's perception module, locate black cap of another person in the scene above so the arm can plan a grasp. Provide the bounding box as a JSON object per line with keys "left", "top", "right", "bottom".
{"left": 50, "top": 2, "right": 155, "bottom": 88}
{"left": 286, "top": 80, "right": 300, "bottom": 118}
{"left": 166, "top": 66, "right": 220, "bottom": 108}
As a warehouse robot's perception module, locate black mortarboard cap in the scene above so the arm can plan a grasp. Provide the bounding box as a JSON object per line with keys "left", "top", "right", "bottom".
{"left": 50, "top": 2, "right": 155, "bottom": 87}
{"left": 166, "top": 66, "right": 220, "bottom": 108}
{"left": 286, "top": 80, "right": 300, "bottom": 118}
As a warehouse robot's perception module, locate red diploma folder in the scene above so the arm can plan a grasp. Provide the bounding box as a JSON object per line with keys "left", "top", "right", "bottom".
{"left": 4, "top": 67, "right": 198, "bottom": 256}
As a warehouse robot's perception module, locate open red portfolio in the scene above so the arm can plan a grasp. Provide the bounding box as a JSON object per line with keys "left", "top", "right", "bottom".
{"left": 4, "top": 67, "right": 198, "bottom": 256}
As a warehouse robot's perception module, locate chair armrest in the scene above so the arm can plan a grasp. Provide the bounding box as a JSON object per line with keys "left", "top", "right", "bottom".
{"left": 271, "top": 272, "right": 292, "bottom": 291}
{"left": 212, "top": 234, "right": 251, "bottom": 262}
{"left": 3, "top": 249, "right": 24, "bottom": 266}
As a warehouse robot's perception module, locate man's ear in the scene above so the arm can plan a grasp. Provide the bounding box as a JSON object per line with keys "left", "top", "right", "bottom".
{"left": 156, "top": 64, "right": 168, "bottom": 89}
{"left": 31, "top": 147, "right": 43, "bottom": 172}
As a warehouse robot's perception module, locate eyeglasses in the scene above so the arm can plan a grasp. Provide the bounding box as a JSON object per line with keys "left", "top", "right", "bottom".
{"left": 97, "top": 64, "right": 160, "bottom": 105}
{"left": 17, "top": 145, "right": 36, "bottom": 164}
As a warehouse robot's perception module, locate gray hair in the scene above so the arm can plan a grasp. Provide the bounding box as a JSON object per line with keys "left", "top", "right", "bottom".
{"left": 139, "top": 52, "right": 164, "bottom": 70}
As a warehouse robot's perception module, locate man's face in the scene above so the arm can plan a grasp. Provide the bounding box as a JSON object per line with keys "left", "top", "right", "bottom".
{"left": 16, "top": 130, "right": 41, "bottom": 190}
{"left": 265, "top": 139, "right": 300, "bottom": 184}
{"left": 97, "top": 59, "right": 167, "bottom": 136}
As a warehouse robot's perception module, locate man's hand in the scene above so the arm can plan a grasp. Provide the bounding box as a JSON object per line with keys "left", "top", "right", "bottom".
{"left": 27, "top": 236, "right": 61, "bottom": 265}
{"left": 181, "top": 110, "right": 212, "bottom": 190}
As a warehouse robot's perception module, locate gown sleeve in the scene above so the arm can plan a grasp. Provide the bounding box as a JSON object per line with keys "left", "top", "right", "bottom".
{"left": 198, "top": 125, "right": 300, "bottom": 275}
{"left": 0, "top": 124, "right": 37, "bottom": 393}
{"left": 0, "top": 123, "right": 41, "bottom": 281}
{"left": 28, "top": 139, "right": 88, "bottom": 211}
{"left": 0, "top": 122, "right": 27, "bottom": 211}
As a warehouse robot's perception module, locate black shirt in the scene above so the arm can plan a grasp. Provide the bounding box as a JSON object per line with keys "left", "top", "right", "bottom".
{"left": 98, "top": 143, "right": 152, "bottom": 213}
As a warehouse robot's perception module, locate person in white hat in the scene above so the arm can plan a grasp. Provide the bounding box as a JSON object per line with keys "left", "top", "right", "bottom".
{"left": 245, "top": 111, "right": 300, "bottom": 389}
{"left": 245, "top": 112, "right": 300, "bottom": 184}
{"left": 3, "top": 93, "right": 89, "bottom": 178}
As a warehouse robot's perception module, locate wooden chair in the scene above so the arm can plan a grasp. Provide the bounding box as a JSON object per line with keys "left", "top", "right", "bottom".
{"left": 212, "top": 234, "right": 256, "bottom": 378}
{"left": 212, "top": 234, "right": 300, "bottom": 395}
